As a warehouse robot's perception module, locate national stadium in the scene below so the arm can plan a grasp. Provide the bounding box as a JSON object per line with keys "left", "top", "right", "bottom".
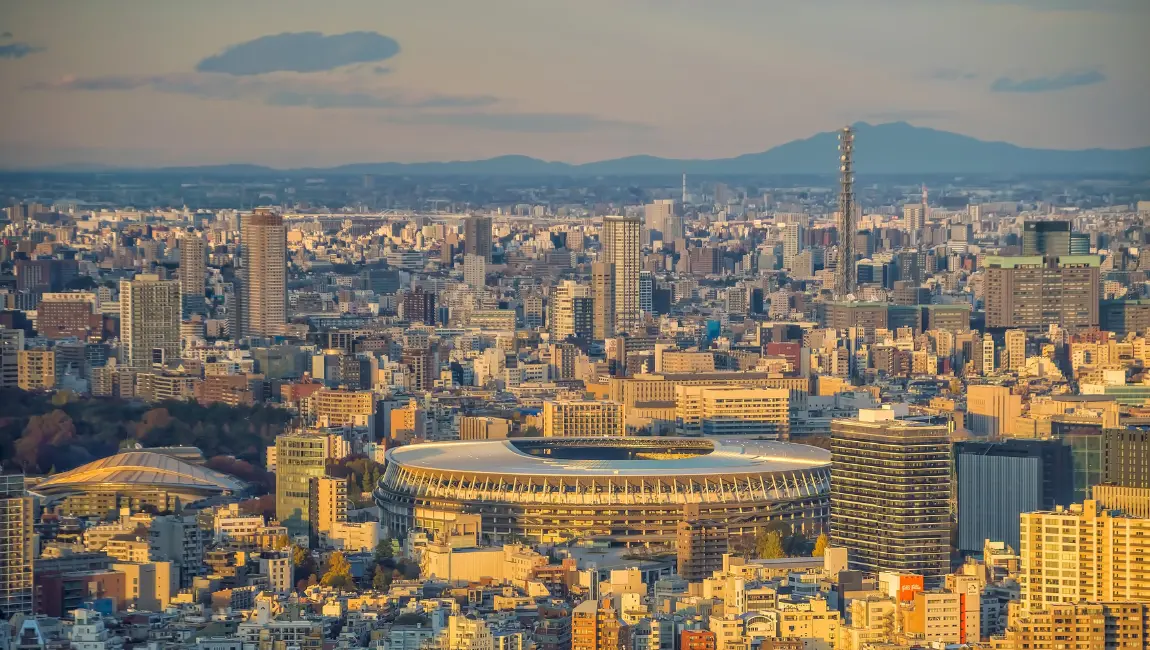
{"left": 374, "top": 437, "right": 830, "bottom": 546}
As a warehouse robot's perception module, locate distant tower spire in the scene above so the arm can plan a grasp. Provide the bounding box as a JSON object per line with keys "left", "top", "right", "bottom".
{"left": 834, "top": 126, "right": 856, "bottom": 300}
{"left": 682, "top": 172, "right": 688, "bottom": 205}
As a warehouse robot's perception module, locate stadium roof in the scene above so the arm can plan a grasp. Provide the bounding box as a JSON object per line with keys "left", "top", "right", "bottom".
{"left": 386, "top": 437, "right": 829, "bottom": 478}
{"left": 36, "top": 451, "right": 246, "bottom": 495}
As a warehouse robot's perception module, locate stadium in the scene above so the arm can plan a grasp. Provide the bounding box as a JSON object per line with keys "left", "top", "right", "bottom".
{"left": 374, "top": 437, "right": 830, "bottom": 546}
{"left": 34, "top": 450, "right": 247, "bottom": 517}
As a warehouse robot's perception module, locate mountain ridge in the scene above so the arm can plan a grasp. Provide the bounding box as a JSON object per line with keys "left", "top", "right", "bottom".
{"left": 21, "top": 122, "right": 1150, "bottom": 176}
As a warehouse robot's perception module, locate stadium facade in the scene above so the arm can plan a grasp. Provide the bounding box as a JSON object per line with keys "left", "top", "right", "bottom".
{"left": 374, "top": 437, "right": 830, "bottom": 546}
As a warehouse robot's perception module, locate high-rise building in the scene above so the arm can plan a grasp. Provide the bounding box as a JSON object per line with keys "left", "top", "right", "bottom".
{"left": 402, "top": 346, "right": 436, "bottom": 392}
{"left": 0, "top": 328, "right": 23, "bottom": 389}
{"left": 1019, "top": 500, "right": 1150, "bottom": 613}
{"left": 783, "top": 223, "right": 805, "bottom": 270}
{"left": 17, "top": 349, "right": 55, "bottom": 390}
{"left": 984, "top": 255, "right": 1100, "bottom": 333}
{"left": 831, "top": 408, "right": 951, "bottom": 583}
{"left": 954, "top": 439, "right": 1073, "bottom": 553}
{"left": 550, "top": 280, "right": 592, "bottom": 341}
{"left": 308, "top": 475, "right": 348, "bottom": 544}
{"left": 1004, "top": 329, "right": 1026, "bottom": 371}
{"left": 36, "top": 292, "right": 101, "bottom": 340}
{"left": 120, "top": 274, "right": 180, "bottom": 369}
{"left": 592, "top": 262, "right": 616, "bottom": 341}
{"left": 241, "top": 208, "right": 287, "bottom": 338}
{"left": 14, "top": 258, "right": 78, "bottom": 293}
{"left": 0, "top": 474, "right": 33, "bottom": 618}
{"left": 572, "top": 599, "right": 631, "bottom": 650}
{"left": 275, "top": 432, "right": 334, "bottom": 537}
{"left": 403, "top": 287, "right": 437, "bottom": 325}
{"left": 464, "top": 215, "right": 493, "bottom": 262}
{"left": 644, "top": 199, "right": 674, "bottom": 242}
{"left": 1022, "top": 220, "right": 1071, "bottom": 256}
{"left": 1103, "top": 428, "right": 1150, "bottom": 488}
{"left": 676, "top": 507, "right": 729, "bottom": 582}
{"left": 463, "top": 254, "right": 486, "bottom": 289}
{"left": 1005, "top": 602, "right": 1149, "bottom": 650}
{"left": 639, "top": 271, "right": 653, "bottom": 316}
{"left": 966, "top": 384, "right": 1021, "bottom": 437}
{"left": 542, "top": 400, "right": 625, "bottom": 437}
{"left": 179, "top": 233, "right": 207, "bottom": 316}
{"left": 601, "top": 216, "right": 641, "bottom": 334}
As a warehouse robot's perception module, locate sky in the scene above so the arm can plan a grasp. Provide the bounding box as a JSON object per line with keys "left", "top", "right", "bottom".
{"left": 0, "top": 0, "right": 1148, "bottom": 168}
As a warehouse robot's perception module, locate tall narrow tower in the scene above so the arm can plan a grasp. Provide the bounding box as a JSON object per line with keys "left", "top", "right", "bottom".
{"left": 241, "top": 208, "right": 287, "bottom": 338}
{"left": 682, "top": 172, "right": 688, "bottom": 205}
{"left": 834, "top": 126, "right": 856, "bottom": 299}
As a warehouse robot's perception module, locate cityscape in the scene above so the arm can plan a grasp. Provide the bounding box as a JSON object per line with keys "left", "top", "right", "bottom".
{"left": 2, "top": 3, "right": 1150, "bottom": 650}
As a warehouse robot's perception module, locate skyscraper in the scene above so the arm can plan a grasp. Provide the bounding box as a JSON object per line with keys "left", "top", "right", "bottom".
{"left": 120, "top": 274, "right": 180, "bottom": 369}
{"left": 601, "top": 216, "right": 641, "bottom": 333}
{"left": 276, "top": 432, "right": 333, "bottom": 537}
{"left": 179, "top": 232, "right": 207, "bottom": 316}
{"left": 831, "top": 408, "right": 951, "bottom": 583}
{"left": 402, "top": 286, "right": 437, "bottom": 325}
{"left": 0, "top": 474, "right": 33, "bottom": 618}
{"left": 644, "top": 199, "right": 674, "bottom": 242}
{"left": 834, "top": 126, "right": 856, "bottom": 298}
{"left": 639, "top": 271, "right": 653, "bottom": 316}
{"left": 241, "top": 208, "right": 287, "bottom": 338}
{"left": 783, "top": 223, "right": 804, "bottom": 270}
{"left": 550, "top": 280, "right": 592, "bottom": 341}
{"left": 464, "top": 215, "right": 493, "bottom": 262}
{"left": 463, "top": 253, "right": 486, "bottom": 290}
{"left": 592, "top": 262, "right": 616, "bottom": 341}
{"left": 1022, "top": 220, "right": 1071, "bottom": 256}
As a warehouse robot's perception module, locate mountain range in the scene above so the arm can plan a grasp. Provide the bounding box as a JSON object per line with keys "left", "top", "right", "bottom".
{"left": 60, "top": 122, "right": 1150, "bottom": 176}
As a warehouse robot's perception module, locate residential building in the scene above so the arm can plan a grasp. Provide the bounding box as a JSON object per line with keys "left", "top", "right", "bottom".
{"left": 543, "top": 400, "right": 625, "bottom": 437}
{"left": 0, "top": 474, "right": 33, "bottom": 617}
{"left": 984, "top": 255, "right": 1100, "bottom": 333}
{"left": 16, "top": 349, "right": 54, "bottom": 390}
{"left": 120, "top": 274, "right": 180, "bottom": 369}
{"left": 601, "top": 216, "right": 641, "bottom": 333}
{"left": 966, "top": 384, "right": 1022, "bottom": 437}
{"left": 465, "top": 215, "right": 493, "bottom": 262}
{"left": 241, "top": 208, "right": 287, "bottom": 337}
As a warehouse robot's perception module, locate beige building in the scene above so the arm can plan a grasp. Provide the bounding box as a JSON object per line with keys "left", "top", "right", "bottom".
{"left": 459, "top": 416, "right": 511, "bottom": 440}
{"left": 776, "top": 597, "right": 840, "bottom": 646}
{"left": 592, "top": 262, "right": 615, "bottom": 341}
{"left": 675, "top": 386, "right": 789, "bottom": 438}
{"left": 241, "top": 208, "right": 287, "bottom": 337}
{"left": 309, "top": 475, "right": 347, "bottom": 542}
{"left": 1002, "top": 602, "right": 1147, "bottom": 650}
{"left": 309, "top": 388, "right": 376, "bottom": 432}
{"left": 904, "top": 591, "right": 963, "bottom": 645}
{"left": 112, "top": 561, "right": 173, "bottom": 612}
{"left": 120, "top": 274, "right": 180, "bottom": 369}
{"left": 543, "top": 400, "right": 624, "bottom": 437}
{"left": 17, "top": 349, "right": 55, "bottom": 390}
{"left": 601, "top": 216, "right": 641, "bottom": 334}
{"left": 1019, "top": 500, "right": 1150, "bottom": 613}
{"left": 660, "top": 351, "right": 717, "bottom": 374}
{"left": 549, "top": 280, "right": 592, "bottom": 341}
{"left": 1004, "top": 329, "right": 1027, "bottom": 371}
{"left": 966, "top": 384, "right": 1021, "bottom": 437}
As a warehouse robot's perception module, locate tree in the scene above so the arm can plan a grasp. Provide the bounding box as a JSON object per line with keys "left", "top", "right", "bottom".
{"left": 374, "top": 539, "right": 394, "bottom": 563}
{"left": 321, "top": 551, "right": 355, "bottom": 591}
{"left": 812, "top": 533, "right": 829, "bottom": 557}
{"left": 756, "top": 530, "right": 785, "bottom": 560}
{"left": 291, "top": 545, "right": 309, "bottom": 567}
{"left": 372, "top": 564, "right": 390, "bottom": 591}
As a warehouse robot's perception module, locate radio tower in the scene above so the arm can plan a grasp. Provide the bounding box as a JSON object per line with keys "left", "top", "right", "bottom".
{"left": 834, "top": 126, "right": 856, "bottom": 299}
{"left": 682, "top": 172, "right": 688, "bottom": 205}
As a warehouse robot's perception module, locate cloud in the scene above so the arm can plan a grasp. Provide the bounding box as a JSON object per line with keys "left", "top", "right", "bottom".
{"left": 195, "top": 31, "right": 400, "bottom": 75}
{"left": 0, "top": 42, "right": 43, "bottom": 59}
{"left": 26, "top": 72, "right": 495, "bottom": 110}
{"left": 930, "top": 68, "right": 978, "bottom": 82}
{"left": 390, "top": 111, "right": 651, "bottom": 134}
{"left": 1, "top": 32, "right": 13, "bottom": 39}
{"left": 990, "top": 70, "right": 1106, "bottom": 93}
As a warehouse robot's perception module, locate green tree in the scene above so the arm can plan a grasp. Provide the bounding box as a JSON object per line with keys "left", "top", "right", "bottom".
{"left": 321, "top": 551, "right": 355, "bottom": 590}
{"left": 812, "top": 533, "right": 829, "bottom": 557}
{"left": 372, "top": 564, "right": 390, "bottom": 591}
{"left": 374, "top": 539, "right": 394, "bottom": 563}
{"left": 756, "top": 530, "right": 785, "bottom": 559}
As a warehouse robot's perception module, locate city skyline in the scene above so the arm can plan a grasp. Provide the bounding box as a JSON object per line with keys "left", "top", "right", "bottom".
{"left": 2, "top": 0, "right": 1149, "bottom": 167}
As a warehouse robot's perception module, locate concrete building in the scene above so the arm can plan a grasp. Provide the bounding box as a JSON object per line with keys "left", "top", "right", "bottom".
{"left": 459, "top": 416, "right": 511, "bottom": 440}
{"left": 1103, "top": 428, "right": 1150, "bottom": 488}
{"left": 675, "top": 387, "right": 790, "bottom": 438}
{"left": 549, "top": 281, "right": 593, "bottom": 341}
{"left": 1019, "top": 500, "right": 1150, "bottom": 613}
{"left": 308, "top": 475, "right": 347, "bottom": 545}
{"left": 1004, "top": 329, "right": 1026, "bottom": 371}
{"left": 120, "top": 274, "right": 180, "bottom": 369}
{"left": 676, "top": 511, "right": 728, "bottom": 582}
{"left": 542, "top": 400, "right": 625, "bottom": 437}
{"left": 16, "top": 349, "right": 54, "bottom": 390}
{"left": 179, "top": 232, "right": 207, "bottom": 316}
{"left": 241, "top": 208, "right": 287, "bottom": 338}
{"left": 592, "top": 262, "right": 616, "bottom": 341}
{"left": 572, "top": 599, "right": 631, "bottom": 650}
{"left": 0, "top": 474, "right": 33, "bottom": 617}
{"left": 464, "top": 215, "right": 493, "bottom": 262}
{"left": 275, "top": 432, "right": 335, "bottom": 537}
{"left": 831, "top": 408, "right": 951, "bottom": 583}
{"left": 463, "top": 254, "right": 486, "bottom": 290}
{"left": 984, "top": 255, "right": 1100, "bottom": 333}
{"left": 36, "top": 292, "right": 101, "bottom": 340}
{"left": 1021, "top": 220, "right": 1071, "bottom": 256}
{"left": 1004, "top": 602, "right": 1148, "bottom": 650}
{"left": 601, "top": 216, "right": 641, "bottom": 334}
{"left": 0, "top": 328, "right": 22, "bottom": 389}
{"left": 966, "top": 384, "right": 1021, "bottom": 437}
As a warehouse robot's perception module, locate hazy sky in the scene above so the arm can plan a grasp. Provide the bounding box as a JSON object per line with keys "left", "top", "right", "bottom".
{"left": 1, "top": 0, "right": 1148, "bottom": 168}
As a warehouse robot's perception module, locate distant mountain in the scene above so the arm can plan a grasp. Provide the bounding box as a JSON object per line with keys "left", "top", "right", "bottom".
{"left": 45, "top": 122, "right": 1150, "bottom": 176}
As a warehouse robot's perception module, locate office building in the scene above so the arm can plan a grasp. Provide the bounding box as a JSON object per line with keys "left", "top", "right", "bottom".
{"left": 966, "top": 384, "right": 1022, "bottom": 437}
{"left": 403, "top": 287, "right": 436, "bottom": 325}
{"left": 241, "top": 208, "right": 287, "bottom": 337}
{"left": 984, "top": 255, "right": 1100, "bottom": 333}
{"left": 831, "top": 408, "right": 951, "bottom": 583}
{"left": 0, "top": 328, "right": 22, "bottom": 389}
{"left": 1021, "top": 220, "right": 1071, "bottom": 256}
{"left": 464, "top": 215, "right": 493, "bottom": 262}
{"left": 542, "top": 400, "right": 625, "bottom": 437}
{"left": 1019, "top": 500, "right": 1150, "bottom": 613}
{"left": 954, "top": 439, "right": 1073, "bottom": 553}
{"left": 36, "top": 292, "right": 101, "bottom": 340}
{"left": 676, "top": 387, "right": 790, "bottom": 438}
{"left": 1100, "top": 299, "right": 1150, "bottom": 338}
{"left": 592, "top": 262, "right": 616, "bottom": 340}
{"left": 463, "top": 254, "right": 486, "bottom": 289}
{"left": 179, "top": 232, "right": 207, "bottom": 316}
{"left": 14, "top": 258, "right": 78, "bottom": 293}
{"left": 311, "top": 389, "right": 377, "bottom": 433}
{"left": 459, "top": 416, "right": 511, "bottom": 440}
{"left": 644, "top": 199, "right": 674, "bottom": 242}
{"left": 601, "top": 216, "right": 641, "bottom": 334}
{"left": 1103, "top": 428, "right": 1149, "bottom": 488}
{"left": 120, "top": 274, "right": 180, "bottom": 369}
{"left": 16, "top": 349, "right": 54, "bottom": 390}
{"left": 639, "top": 271, "right": 653, "bottom": 316}
{"left": 0, "top": 474, "right": 33, "bottom": 617}
{"left": 275, "top": 432, "right": 335, "bottom": 537}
